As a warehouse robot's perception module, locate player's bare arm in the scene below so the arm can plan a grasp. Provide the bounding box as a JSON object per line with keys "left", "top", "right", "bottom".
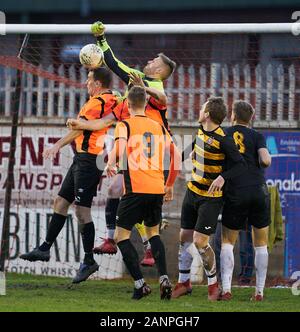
{"left": 43, "top": 129, "right": 82, "bottom": 160}
{"left": 91, "top": 21, "right": 143, "bottom": 85}
{"left": 164, "top": 135, "right": 181, "bottom": 201}
{"left": 207, "top": 175, "right": 225, "bottom": 195}
{"left": 67, "top": 112, "right": 116, "bottom": 131}
{"left": 129, "top": 72, "right": 167, "bottom": 106}
{"left": 258, "top": 148, "right": 272, "bottom": 168}
{"left": 105, "top": 137, "right": 127, "bottom": 177}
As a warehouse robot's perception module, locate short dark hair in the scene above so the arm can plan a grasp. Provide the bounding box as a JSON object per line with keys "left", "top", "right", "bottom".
{"left": 205, "top": 97, "right": 227, "bottom": 125}
{"left": 90, "top": 67, "right": 112, "bottom": 88}
{"left": 233, "top": 100, "right": 254, "bottom": 124}
{"left": 128, "top": 86, "right": 147, "bottom": 109}
{"left": 158, "top": 53, "right": 176, "bottom": 79}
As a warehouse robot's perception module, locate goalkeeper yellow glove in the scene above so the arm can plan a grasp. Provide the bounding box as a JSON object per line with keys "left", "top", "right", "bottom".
{"left": 91, "top": 21, "right": 105, "bottom": 37}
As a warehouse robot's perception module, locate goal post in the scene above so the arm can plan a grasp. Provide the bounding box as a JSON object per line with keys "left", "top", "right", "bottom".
{"left": 1, "top": 23, "right": 296, "bottom": 34}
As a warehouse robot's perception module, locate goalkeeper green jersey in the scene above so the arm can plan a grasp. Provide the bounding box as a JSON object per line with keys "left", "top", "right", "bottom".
{"left": 96, "top": 36, "right": 164, "bottom": 93}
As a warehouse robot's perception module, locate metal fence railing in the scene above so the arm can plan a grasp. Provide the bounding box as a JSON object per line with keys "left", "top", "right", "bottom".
{"left": 1, "top": 63, "right": 299, "bottom": 128}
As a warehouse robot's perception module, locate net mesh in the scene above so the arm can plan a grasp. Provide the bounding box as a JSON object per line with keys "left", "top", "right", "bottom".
{"left": 0, "top": 32, "right": 299, "bottom": 284}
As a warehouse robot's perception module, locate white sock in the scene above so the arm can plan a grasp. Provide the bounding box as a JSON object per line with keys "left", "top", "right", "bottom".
{"left": 254, "top": 245, "right": 268, "bottom": 296}
{"left": 220, "top": 243, "right": 234, "bottom": 293}
{"left": 107, "top": 229, "right": 115, "bottom": 240}
{"left": 178, "top": 242, "right": 193, "bottom": 283}
{"left": 207, "top": 275, "right": 217, "bottom": 286}
{"left": 134, "top": 278, "right": 145, "bottom": 289}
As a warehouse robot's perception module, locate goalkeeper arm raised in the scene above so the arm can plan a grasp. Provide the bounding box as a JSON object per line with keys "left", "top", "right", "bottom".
{"left": 91, "top": 21, "right": 144, "bottom": 85}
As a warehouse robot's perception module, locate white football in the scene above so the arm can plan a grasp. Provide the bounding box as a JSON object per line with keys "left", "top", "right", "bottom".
{"left": 79, "top": 44, "right": 103, "bottom": 69}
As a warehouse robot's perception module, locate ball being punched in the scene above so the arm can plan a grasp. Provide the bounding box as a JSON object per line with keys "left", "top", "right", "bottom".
{"left": 79, "top": 44, "right": 103, "bottom": 69}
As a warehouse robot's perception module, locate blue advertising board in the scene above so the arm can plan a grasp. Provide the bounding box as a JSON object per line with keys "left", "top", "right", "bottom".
{"left": 263, "top": 131, "right": 300, "bottom": 277}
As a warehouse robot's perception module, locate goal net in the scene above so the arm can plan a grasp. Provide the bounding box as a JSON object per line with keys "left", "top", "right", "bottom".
{"left": 0, "top": 25, "right": 299, "bottom": 285}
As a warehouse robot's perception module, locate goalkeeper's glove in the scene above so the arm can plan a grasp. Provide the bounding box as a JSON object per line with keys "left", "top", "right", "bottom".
{"left": 91, "top": 21, "right": 105, "bottom": 37}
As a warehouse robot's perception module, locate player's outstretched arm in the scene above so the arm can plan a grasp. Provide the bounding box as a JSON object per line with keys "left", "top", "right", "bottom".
{"left": 91, "top": 21, "right": 144, "bottom": 85}
{"left": 105, "top": 121, "right": 128, "bottom": 177}
{"left": 145, "top": 87, "right": 167, "bottom": 106}
{"left": 66, "top": 113, "right": 116, "bottom": 131}
{"left": 43, "top": 130, "right": 82, "bottom": 160}
{"left": 129, "top": 73, "right": 167, "bottom": 106}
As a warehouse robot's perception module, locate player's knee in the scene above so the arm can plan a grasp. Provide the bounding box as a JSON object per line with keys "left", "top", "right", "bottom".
{"left": 193, "top": 239, "right": 204, "bottom": 250}
{"left": 253, "top": 238, "right": 268, "bottom": 247}
{"left": 193, "top": 234, "right": 209, "bottom": 250}
{"left": 53, "top": 196, "right": 70, "bottom": 215}
{"left": 180, "top": 229, "right": 194, "bottom": 243}
{"left": 253, "top": 227, "right": 268, "bottom": 247}
{"left": 222, "top": 234, "right": 236, "bottom": 246}
{"left": 74, "top": 205, "right": 90, "bottom": 224}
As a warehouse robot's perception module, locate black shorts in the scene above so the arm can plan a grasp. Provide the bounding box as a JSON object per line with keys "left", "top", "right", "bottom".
{"left": 58, "top": 153, "right": 103, "bottom": 208}
{"left": 181, "top": 188, "right": 223, "bottom": 235}
{"left": 222, "top": 184, "right": 270, "bottom": 230}
{"left": 116, "top": 193, "right": 164, "bottom": 231}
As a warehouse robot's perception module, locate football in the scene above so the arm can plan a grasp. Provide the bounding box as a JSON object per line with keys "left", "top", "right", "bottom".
{"left": 79, "top": 44, "right": 103, "bottom": 69}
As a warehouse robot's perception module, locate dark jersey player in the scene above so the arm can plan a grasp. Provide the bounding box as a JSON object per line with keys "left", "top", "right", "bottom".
{"left": 220, "top": 100, "right": 271, "bottom": 302}
{"left": 172, "top": 97, "right": 246, "bottom": 301}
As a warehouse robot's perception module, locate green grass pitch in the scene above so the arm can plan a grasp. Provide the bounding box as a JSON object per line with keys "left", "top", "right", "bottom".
{"left": 0, "top": 273, "right": 299, "bottom": 312}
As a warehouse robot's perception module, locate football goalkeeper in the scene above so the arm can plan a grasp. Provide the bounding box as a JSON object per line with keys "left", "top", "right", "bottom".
{"left": 91, "top": 21, "right": 176, "bottom": 93}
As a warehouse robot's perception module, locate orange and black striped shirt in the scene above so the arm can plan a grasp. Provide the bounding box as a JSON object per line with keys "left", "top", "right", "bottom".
{"left": 75, "top": 91, "right": 118, "bottom": 155}
{"left": 112, "top": 97, "right": 172, "bottom": 135}
{"left": 115, "top": 115, "right": 173, "bottom": 194}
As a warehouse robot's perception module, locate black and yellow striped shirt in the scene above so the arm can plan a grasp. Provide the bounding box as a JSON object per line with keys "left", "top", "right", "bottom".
{"left": 187, "top": 125, "right": 245, "bottom": 198}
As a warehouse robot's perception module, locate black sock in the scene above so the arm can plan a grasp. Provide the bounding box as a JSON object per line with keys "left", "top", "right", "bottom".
{"left": 105, "top": 198, "right": 120, "bottom": 230}
{"left": 117, "top": 239, "right": 143, "bottom": 281}
{"left": 149, "top": 235, "right": 167, "bottom": 276}
{"left": 80, "top": 222, "right": 95, "bottom": 265}
{"left": 39, "top": 242, "right": 51, "bottom": 251}
{"left": 39, "top": 213, "right": 67, "bottom": 251}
